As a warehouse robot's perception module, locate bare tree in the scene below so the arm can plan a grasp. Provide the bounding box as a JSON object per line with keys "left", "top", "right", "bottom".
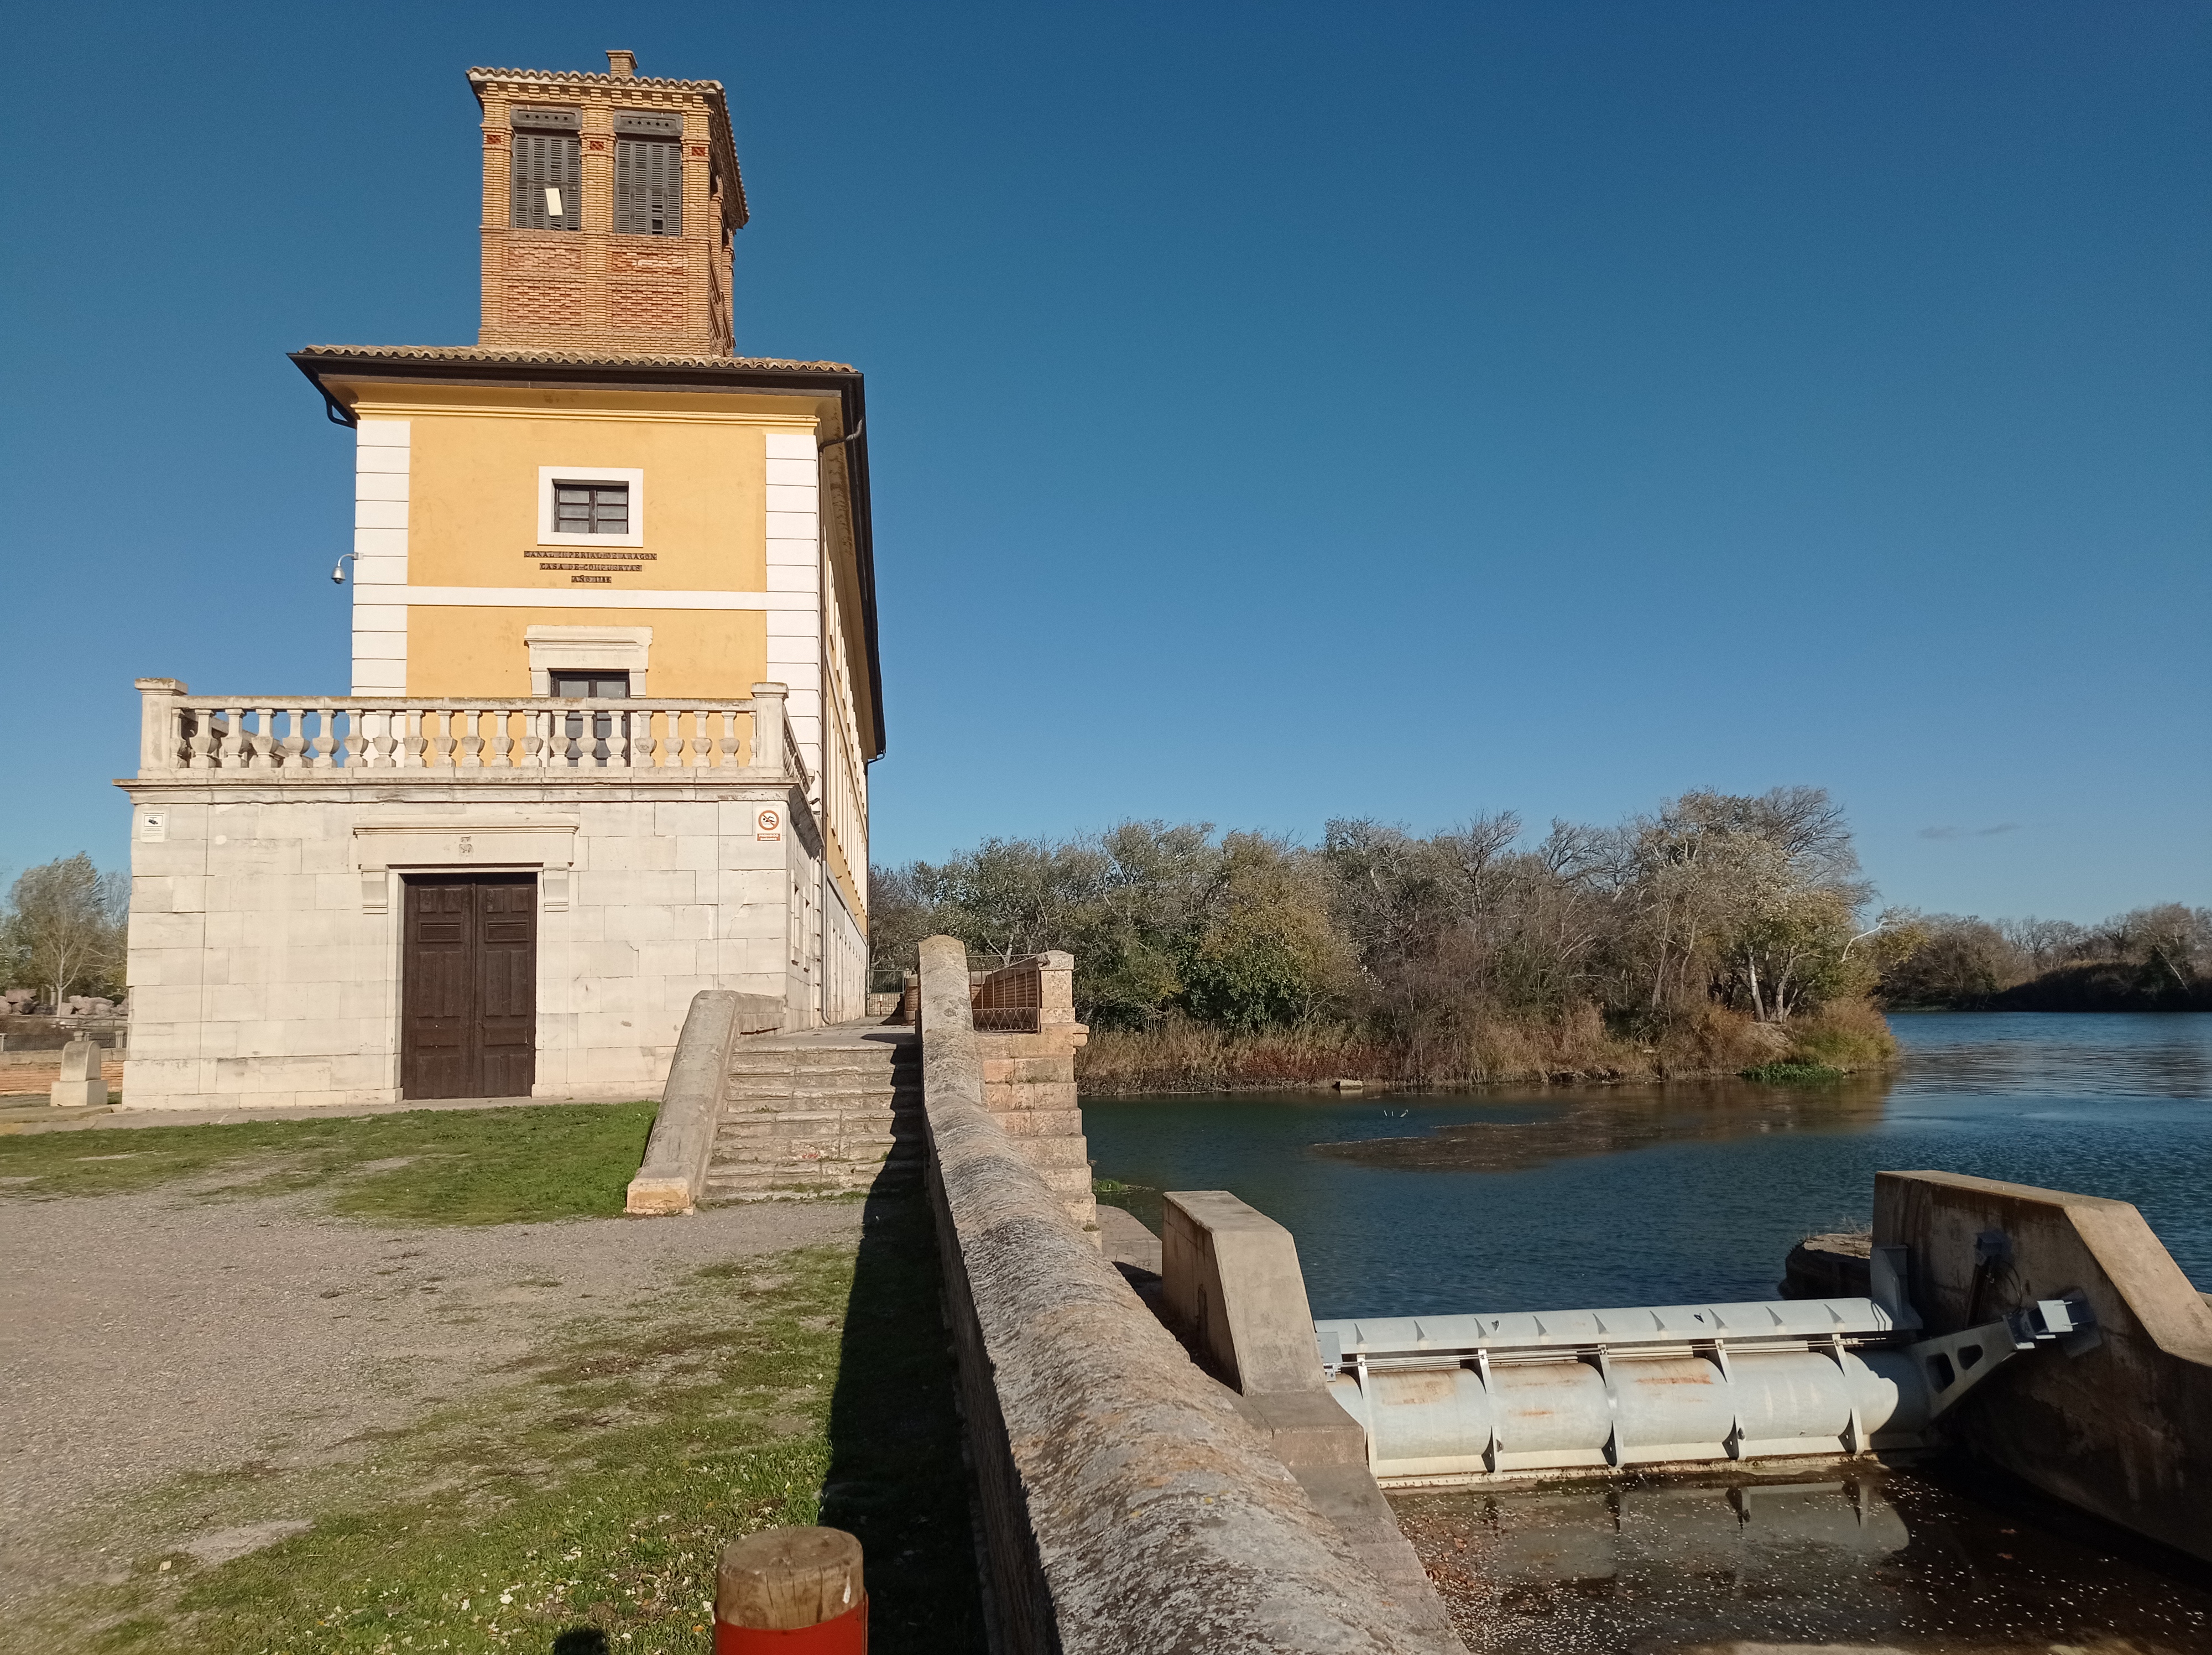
{"left": 4, "top": 855, "right": 127, "bottom": 1011}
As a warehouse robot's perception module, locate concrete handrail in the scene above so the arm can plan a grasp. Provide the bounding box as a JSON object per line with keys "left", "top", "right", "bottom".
{"left": 626, "top": 990, "right": 783, "bottom": 1216}
{"left": 916, "top": 934, "right": 1452, "bottom": 1654}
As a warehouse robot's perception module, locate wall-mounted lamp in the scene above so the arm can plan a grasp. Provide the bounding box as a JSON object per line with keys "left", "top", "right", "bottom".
{"left": 331, "top": 552, "right": 357, "bottom": 585}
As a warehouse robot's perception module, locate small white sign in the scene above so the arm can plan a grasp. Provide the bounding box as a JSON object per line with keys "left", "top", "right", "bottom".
{"left": 755, "top": 806, "right": 782, "bottom": 842}
{"left": 545, "top": 186, "right": 563, "bottom": 217}
{"left": 139, "top": 813, "right": 166, "bottom": 842}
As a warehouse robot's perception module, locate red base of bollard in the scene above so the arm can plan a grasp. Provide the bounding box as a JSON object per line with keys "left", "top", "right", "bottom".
{"left": 714, "top": 1595, "right": 867, "bottom": 1652}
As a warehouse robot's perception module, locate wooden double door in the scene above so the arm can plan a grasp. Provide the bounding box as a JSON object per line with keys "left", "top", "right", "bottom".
{"left": 400, "top": 875, "right": 537, "bottom": 1100}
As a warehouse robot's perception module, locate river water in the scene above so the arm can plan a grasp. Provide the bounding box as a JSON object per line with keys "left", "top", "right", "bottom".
{"left": 1083, "top": 1013, "right": 2212, "bottom": 1653}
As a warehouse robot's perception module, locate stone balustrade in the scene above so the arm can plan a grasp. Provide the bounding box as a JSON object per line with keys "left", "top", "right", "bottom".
{"left": 132, "top": 677, "right": 808, "bottom": 787}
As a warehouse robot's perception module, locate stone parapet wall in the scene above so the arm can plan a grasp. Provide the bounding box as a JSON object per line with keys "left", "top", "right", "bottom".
{"left": 915, "top": 935, "right": 1453, "bottom": 1654}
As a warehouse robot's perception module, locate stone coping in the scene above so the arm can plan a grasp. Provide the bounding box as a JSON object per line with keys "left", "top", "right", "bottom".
{"left": 915, "top": 935, "right": 1451, "bottom": 1654}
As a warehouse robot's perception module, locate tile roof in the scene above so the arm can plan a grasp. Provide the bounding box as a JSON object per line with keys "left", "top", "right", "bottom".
{"left": 295, "top": 345, "right": 857, "bottom": 373}
{"left": 468, "top": 66, "right": 727, "bottom": 94}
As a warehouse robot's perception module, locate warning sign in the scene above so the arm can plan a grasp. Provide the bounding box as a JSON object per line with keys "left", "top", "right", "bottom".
{"left": 756, "top": 807, "right": 782, "bottom": 842}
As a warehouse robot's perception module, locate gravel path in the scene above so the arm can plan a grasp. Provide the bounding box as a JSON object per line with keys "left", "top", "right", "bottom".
{"left": 0, "top": 1189, "right": 862, "bottom": 1612}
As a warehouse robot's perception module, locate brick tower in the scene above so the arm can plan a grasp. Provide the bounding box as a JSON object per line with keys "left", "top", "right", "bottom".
{"left": 471, "top": 50, "right": 748, "bottom": 356}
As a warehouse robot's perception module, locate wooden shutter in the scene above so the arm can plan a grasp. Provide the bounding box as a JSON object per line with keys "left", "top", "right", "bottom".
{"left": 614, "top": 138, "right": 682, "bottom": 236}
{"left": 511, "top": 133, "right": 582, "bottom": 230}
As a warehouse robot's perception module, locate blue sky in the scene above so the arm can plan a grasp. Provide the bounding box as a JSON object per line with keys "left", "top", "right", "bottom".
{"left": 1, "top": 2, "right": 2205, "bottom": 923}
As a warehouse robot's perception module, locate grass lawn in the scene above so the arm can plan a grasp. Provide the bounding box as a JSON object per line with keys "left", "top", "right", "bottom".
{"left": 12, "top": 1195, "right": 980, "bottom": 1655}
{"left": 2, "top": 1107, "right": 984, "bottom": 1653}
{"left": 0, "top": 1104, "right": 660, "bottom": 1225}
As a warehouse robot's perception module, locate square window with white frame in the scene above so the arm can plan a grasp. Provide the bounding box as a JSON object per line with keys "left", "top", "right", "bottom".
{"left": 555, "top": 481, "right": 628, "bottom": 535}
{"left": 537, "top": 466, "right": 645, "bottom": 547}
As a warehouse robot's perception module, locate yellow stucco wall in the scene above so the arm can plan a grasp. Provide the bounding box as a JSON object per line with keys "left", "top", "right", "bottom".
{"left": 328, "top": 377, "right": 872, "bottom": 929}
{"left": 403, "top": 606, "right": 768, "bottom": 700}
{"left": 342, "top": 383, "right": 822, "bottom": 699}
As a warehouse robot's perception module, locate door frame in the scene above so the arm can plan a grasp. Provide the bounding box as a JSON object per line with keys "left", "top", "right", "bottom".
{"left": 396, "top": 870, "right": 541, "bottom": 1101}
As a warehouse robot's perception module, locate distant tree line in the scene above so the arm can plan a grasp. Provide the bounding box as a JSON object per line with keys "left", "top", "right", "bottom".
{"left": 1, "top": 854, "right": 129, "bottom": 1012}
{"left": 870, "top": 788, "right": 1912, "bottom": 1086}
{"left": 1876, "top": 904, "right": 2210, "bottom": 1011}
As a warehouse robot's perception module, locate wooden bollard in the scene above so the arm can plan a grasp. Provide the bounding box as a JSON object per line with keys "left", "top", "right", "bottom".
{"left": 715, "top": 1527, "right": 865, "bottom": 1652}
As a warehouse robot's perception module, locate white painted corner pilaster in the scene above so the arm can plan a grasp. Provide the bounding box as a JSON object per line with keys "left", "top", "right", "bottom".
{"left": 352, "top": 420, "right": 410, "bottom": 696}
{"left": 761, "top": 429, "right": 822, "bottom": 785}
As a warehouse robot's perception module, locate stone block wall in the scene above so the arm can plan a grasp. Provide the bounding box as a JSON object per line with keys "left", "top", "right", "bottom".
{"left": 121, "top": 783, "right": 815, "bottom": 1111}
{"left": 974, "top": 953, "right": 1095, "bottom": 1232}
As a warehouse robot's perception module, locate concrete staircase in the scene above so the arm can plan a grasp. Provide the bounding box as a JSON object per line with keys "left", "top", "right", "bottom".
{"left": 694, "top": 1010, "right": 1099, "bottom": 1234}
{"left": 700, "top": 1023, "right": 923, "bottom": 1203}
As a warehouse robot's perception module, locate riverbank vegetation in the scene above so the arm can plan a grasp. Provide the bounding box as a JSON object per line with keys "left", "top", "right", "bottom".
{"left": 871, "top": 788, "right": 1914, "bottom": 1092}
{"left": 1875, "top": 904, "right": 2210, "bottom": 1011}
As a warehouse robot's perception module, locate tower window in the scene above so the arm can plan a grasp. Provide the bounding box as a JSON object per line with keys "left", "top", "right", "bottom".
{"left": 510, "top": 109, "right": 582, "bottom": 231}
{"left": 614, "top": 138, "right": 682, "bottom": 236}
{"left": 554, "top": 482, "right": 629, "bottom": 535}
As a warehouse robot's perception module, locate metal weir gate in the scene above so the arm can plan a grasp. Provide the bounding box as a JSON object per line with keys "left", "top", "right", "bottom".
{"left": 1317, "top": 1250, "right": 2091, "bottom": 1485}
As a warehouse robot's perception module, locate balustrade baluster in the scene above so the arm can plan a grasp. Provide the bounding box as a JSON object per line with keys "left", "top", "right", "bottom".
{"left": 341, "top": 709, "right": 366, "bottom": 769}
{"left": 429, "top": 709, "right": 455, "bottom": 768}
{"left": 719, "top": 711, "right": 740, "bottom": 768}
{"left": 187, "top": 708, "right": 216, "bottom": 771}
{"left": 248, "top": 707, "right": 275, "bottom": 771}
{"left": 520, "top": 710, "right": 545, "bottom": 768}
{"left": 168, "top": 703, "right": 188, "bottom": 770}
{"left": 688, "top": 710, "right": 712, "bottom": 767}
{"left": 281, "top": 706, "right": 309, "bottom": 769}
{"left": 488, "top": 707, "right": 513, "bottom": 768}
{"left": 312, "top": 705, "right": 338, "bottom": 770}
{"left": 370, "top": 711, "right": 397, "bottom": 768}
{"left": 633, "top": 711, "right": 659, "bottom": 769}
{"left": 220, "top": 708, "right": 246, "bottom": 770}
{"left": 606, "top": 710, "right": 629, "bottom": 769}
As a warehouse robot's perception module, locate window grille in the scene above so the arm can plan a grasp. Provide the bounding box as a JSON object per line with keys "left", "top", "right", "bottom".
{"left": 554, "top": 482, "right": 629, "bottom": 535}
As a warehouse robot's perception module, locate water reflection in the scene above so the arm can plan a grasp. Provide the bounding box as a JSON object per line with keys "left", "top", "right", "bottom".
{"left": 1395, "top": 1467, "right": 2212, "bottom": 1653}
{"left": 1312, "top": 1075, "right": 1893, "bottom": 1174}
{"left": 1888, "top": 1012, "right": 2212, "bottom": 1101}
{"left": 1082, "top": 1013, "right": 2212, "bottom": 1305}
